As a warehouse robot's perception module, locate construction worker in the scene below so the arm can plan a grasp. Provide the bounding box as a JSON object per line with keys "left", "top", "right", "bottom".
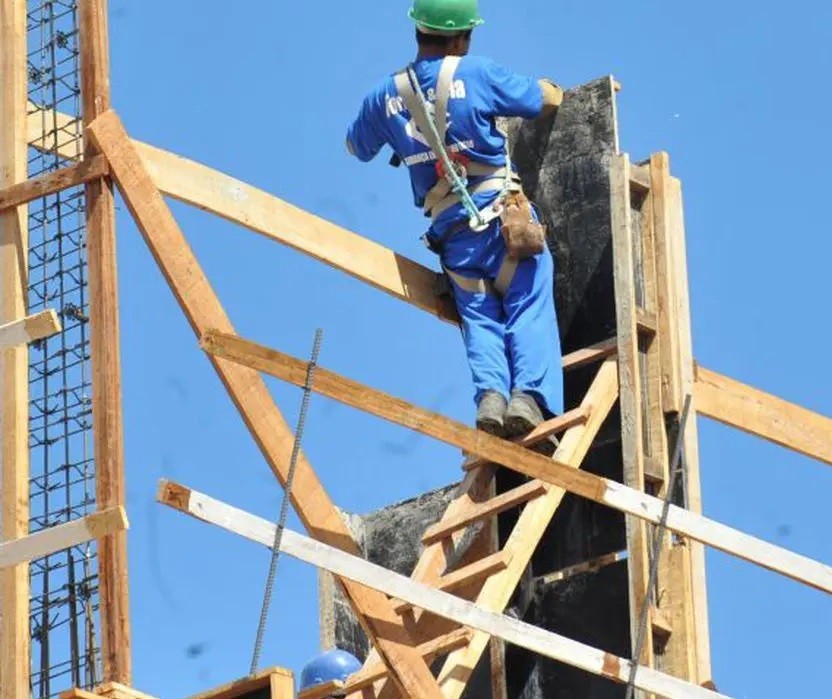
{"left": 346, "top": 0, "right": 565, "bottom": 441}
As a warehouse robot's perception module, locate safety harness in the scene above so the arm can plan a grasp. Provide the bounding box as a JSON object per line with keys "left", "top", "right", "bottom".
{"left": 393, "top": 57, "right": 523, "bottom": 232}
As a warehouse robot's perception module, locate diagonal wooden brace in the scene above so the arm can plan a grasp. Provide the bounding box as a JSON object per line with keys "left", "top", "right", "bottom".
{"left": 86, "top": 109, "right": 444, "bottom": 699}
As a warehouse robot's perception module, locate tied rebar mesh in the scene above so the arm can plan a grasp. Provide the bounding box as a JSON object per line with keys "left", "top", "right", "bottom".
{"left": 26, "top": 1, "right": 101, "bottom": 697}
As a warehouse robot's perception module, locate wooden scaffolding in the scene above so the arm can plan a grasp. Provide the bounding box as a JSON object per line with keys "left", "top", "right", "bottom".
{"left": 2, "top": 1, "right": 831, "bottom": 698}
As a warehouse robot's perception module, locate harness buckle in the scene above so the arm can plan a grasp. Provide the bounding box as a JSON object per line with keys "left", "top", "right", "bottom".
{"left": 436, "top": 152, "right": 470, "bottom": 187}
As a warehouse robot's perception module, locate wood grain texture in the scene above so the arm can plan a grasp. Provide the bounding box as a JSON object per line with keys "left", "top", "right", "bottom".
{"left": 0, "top": 507, "right": 127, "bottom": 569}
{"left": 0, "top": 156, "right": 108, "bottom": 213}
{"left": 89, "top": 111, "right": 443, "bottom": 698}
{"left": 695, "top": 365, "right": 832, "bottom": 467}
{"left": 185, "top": 667, "right": 293, "bottom": 699}
{"left": 203, "top": 330, "right": 832, "bottom": 594}
{"left": 0, "top": 2, "right": 31, "bottom": 696}
{"left": 0, "top": 309, "right": 61, "bottom": 350}
{"left": 80, "top": 0, "right": 130, "bottom": 683}
{"left": 611, "top": 152, "right": 654, "bottom": 673}
{"left": 160, "top": 482, "right": 729, "bottom": 699}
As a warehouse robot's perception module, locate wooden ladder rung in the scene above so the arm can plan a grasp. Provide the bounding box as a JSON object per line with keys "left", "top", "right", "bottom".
{"left": 463, "top": 406, "right": 591, "bottom": 472}
{"left": 339, "top": 628, "right": 473, "bottom": 694}
{"left": 393, "top": 551, "right": 511, "bottom": 614}
{"left": 562, "top": 337, "right": 617, "bottom": 371}
{"left": 421, "top": 480, "right": 548, "bottom": 546}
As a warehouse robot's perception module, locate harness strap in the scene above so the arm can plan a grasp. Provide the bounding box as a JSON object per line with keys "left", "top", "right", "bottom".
{"left": 429, "top": 171, "right": 521, "bottom": 220}
{"left": 435, "top": 56, "right": 461, "bottom": 145}
{"left": 394, "top": 59, "right": 513, "bottom": 223}
{"left": 442, "top": 255, "right": 520, "bottom": 298}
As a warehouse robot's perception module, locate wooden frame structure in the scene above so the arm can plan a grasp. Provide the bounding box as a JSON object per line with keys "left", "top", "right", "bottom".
{"left": 5, "top": 1, "right": 832, "bottom": 697}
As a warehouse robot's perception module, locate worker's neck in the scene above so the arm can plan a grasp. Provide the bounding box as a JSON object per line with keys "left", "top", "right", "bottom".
{"left": 416, "top": 48, "right": 454, "bottom": 59}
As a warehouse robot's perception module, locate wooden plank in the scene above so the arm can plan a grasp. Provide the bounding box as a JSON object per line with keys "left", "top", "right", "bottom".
{"left": 0, "top": 156, "right": 108, "bottom": 213}
{"left": 269, "top": 672, "right": 294, "bottom": 699}
{"left": 0, "top": 2, "right": 31, "bottom": 696}
{"left": 538, "top": 550, "right": 628, "bottom": 584}
{"left": 27, "top": 102, "right": 80, "bottom": 161}
{"left": 203, "top": 330, "right": 832, "bottom": 593}
{"left": 60, "top": 691, "right": 101, "bottom": 699}
{"left": 650, "top": 153, "right": 683, "bottom": 412}
{"left": 665, "top": 170, "right": 712, "bottom": 680}
{"left": 612, "top": 152, "right": 654, "bottom": 674}
{"left": 639, "top": 154, "right": 694, "bottom": 676}
{"left": 342, "top": 629, "right": 472, "bottom": 693}
{"left": 0, "top": 309, "right": 61, "bottom": 350}
{"left": 159, "top": 482, "right": 730, "bottom": 699}
{"left": 29, "top": 108, "right": 458, "bottom": 326}
{"left": 0, "top": 507, "right": 127, "bottom": 569}
{"left": 562, "top": 337, "right": 617, "bottom": 371}
{"left": 462, "top": 406, "right": 591, "bottom": 471}
{"left": 695, "top": 364, "right": 832, "bottom": 467}
{"left": 421, "top": 481, "right": 548, "bottom": 545}
{"left": 393, "top": 552, "right": 511, "bottom": 613}
{"left": 80, "top": 0, "right": 130, "bottom": 684}
{"left": 96, "top": 683, "right": 160, "bottom": 699}
{"left": 485, "top": 475, "right": 508, "bottom": 699}
{"left": 186, "top": 668, "right": 293, "bottom": 699}
{"left": 297, "top": 681, "right": 344, "bottom": 699}
{"left": 86, "top": 110, "right": 443, "bottom": 698}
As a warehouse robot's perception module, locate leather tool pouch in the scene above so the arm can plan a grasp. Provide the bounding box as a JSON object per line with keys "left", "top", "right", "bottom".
{"left": 499, "top": 191, "right": 546, "bottom": 259}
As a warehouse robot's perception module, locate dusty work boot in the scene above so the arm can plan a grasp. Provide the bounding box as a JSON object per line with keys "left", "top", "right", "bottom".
{"left": 504, "top": 390, "right": 545, "bottom": 438}
{"left": 476, "top": 390, "right": 508, "bottom": 437}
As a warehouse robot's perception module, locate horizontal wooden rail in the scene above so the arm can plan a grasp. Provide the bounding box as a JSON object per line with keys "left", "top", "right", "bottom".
{"left": 695, "top": 364, "right": 832, "bottom": 467}
{"left": 0, "top": 309, "right": 61, "bottom": 350}
{"left": 201, "top": 330, "right": 832, "bottom": 594}
{"left": 0, "top": 507, "right": 128, "bottom": 569}
{"left": 0, "top": 156, "right": 108, "bottom": 213}
{"left": 158, "top": 481, "right": 729, "bottom": 699}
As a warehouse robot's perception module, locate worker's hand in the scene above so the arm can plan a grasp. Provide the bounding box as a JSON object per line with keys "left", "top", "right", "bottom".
{"left": 538, "top": 79, "right": 564, "bottom": 115}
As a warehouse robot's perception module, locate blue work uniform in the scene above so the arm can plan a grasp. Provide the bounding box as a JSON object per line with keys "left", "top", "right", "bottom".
{"left": 347, "top": 55, "right": 563, "bottom": 416}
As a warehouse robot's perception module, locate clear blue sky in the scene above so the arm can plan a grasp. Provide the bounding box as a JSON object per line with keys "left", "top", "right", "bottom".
{"left": 105, "top": 1, "right": 832, "bottom": 696}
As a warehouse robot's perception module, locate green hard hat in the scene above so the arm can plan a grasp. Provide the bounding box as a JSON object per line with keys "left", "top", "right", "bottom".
{"left": 408, "top": 0, "right": 485, "bottom": 33}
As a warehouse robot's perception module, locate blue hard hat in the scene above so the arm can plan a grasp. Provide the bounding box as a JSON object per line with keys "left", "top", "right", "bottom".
{"left": 300, "top": 649, "right": 362, "bottom": 691}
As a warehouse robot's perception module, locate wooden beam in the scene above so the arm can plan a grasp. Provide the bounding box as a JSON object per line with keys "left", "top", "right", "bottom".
{"left": 393, "top": 552, "right": 511, "bottom": 613}
{"left": 421, "top": 480, "right": 547, "bottom": 545}
{"left": 87, "top": 109, "right": 443, "bottom": 698}
{"left": 695, "top": 364, "right": 832, "bottom": 467}
{"left": 158, "top": 482, "right": 730, "bottom": 699}
{"left": 0, "top": 309, "right": 61, "bottom": 350}
{"left": 186, "top": 668, "right": 293, "bottom": 699}
{"left": 1, "top": 1, "right": 31, "bottom": 696}
{"left": 653, "top": 156, "right": 712, "bottom": 680}
{"left": 341, "top": 629, "right": 472, "bottom": 693}
{"left": 0, "top": 507, "right": 127, "bottom": 570}
{"left": 462, "top": 406, "right": 591, "bottom": 471}
{"left": 562, "top": 337, "right": 617, "bottom": 371}
{"left": 80, "top": 0, "right": 130, "bottom": 684}
{"left": 202, "top": 329, "right": 832, "bottom": 593}
{"left": 612, "top": 152, "right": 654, "bottom": 673}
{"left": 538, "top": 550, "right": 628, "bottom": 584}
{"left": 0, "top": 156, "right": 108, "bottom": 213}
{"left": 296, "top": 681, "right": 344, "bottom": 699}
{"left": 95, "top": 683, "right": 159, "bottom": 699}
{"left": 28, "top": 110, "right": 459, "bottom": 326}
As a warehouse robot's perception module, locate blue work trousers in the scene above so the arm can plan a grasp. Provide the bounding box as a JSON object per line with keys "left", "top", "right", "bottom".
{"left": 440, "top": 219, "right": 563, "bottom": 416}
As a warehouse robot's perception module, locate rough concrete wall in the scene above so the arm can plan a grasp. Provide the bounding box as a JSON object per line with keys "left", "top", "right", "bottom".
{"left": 320, "top": 76, "right": 630, "bottom": 698}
